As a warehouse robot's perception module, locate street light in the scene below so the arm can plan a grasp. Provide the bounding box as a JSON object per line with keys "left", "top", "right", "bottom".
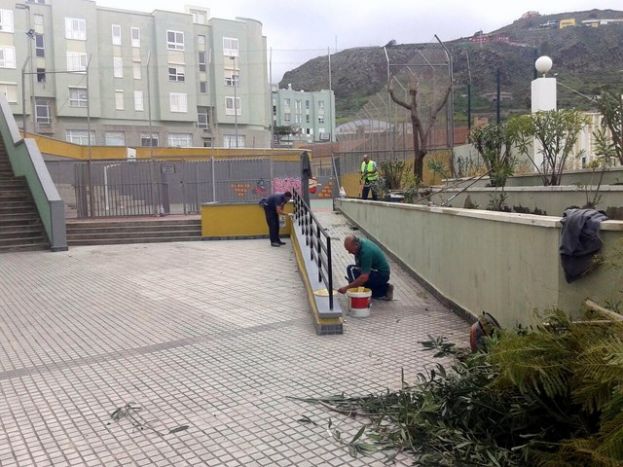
{"left": 230, "top": 56, "right": 239, "bottom": 147}
{"left": 16, "top": 3, "right": 34, "bottom": 135}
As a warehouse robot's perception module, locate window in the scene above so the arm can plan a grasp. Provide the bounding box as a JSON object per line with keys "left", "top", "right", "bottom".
{"left": 113, "top": 57, "right": 123, "bottom": 78}
{"left": 197, "top": 35, "right": 206, "bottom": 50}
{"left": 132, "top": 48, "right": 140, "bottom": 62}
{"left": 0, "top": 47, "right": 16, "bottom": 69}
{"left": 105, "top": 132, "right": 125, "bottom": 146}
{"left": 111, "top": 24, "right": 121, "bottom": 45}
{"left": 223, "top": 135, "right": 245, "bottom": 148}
{"left": 318, "top": 116, "right": 325, "bottom": 124}
{"left": 283, "top": 98, "right": 290, "bottom": 109}
{"left": 295, "top": 100, "right": 302, "bottom": 112}
{"left": 35, "top": 34, "right": 44, "bottom": 57}
{"left": 198, "top": 52, "right": 206, "bottom": 72}
{"left": 65, "top": 17, "right": 86, "bottom": 40}
{"left": 223, "top": 37, "right": 239, "bottom": 57}
{"left": 168, "top": 65, "right": 185, "bottom": 82}
{"left": 202, "top": 137, "right": 213, "bottom": 148}
{"left": 295, "top": 114, "right": 301, "bottom": 124}
{"left": 36, "top": 68, "right": 45, "bottom": 82}
{"left": 132, "top": 63, "right": 141, "bottom": 80}
{"left": 35, "top": 99, "right": 50, "bottom": 125}
{"left": 199, "top": 81, "right": 207, "bottom": 93}
{"left": 167, "top": 133, "right": 192, "bottom": 147}
{"left": 190, "top": 9, "right": 207, "bottom": 24}
{"left": 115, "top": 90, "right": 124, "bottom": 110}
{"left": 134, "top": 90, "right": 143, "bottom": 111}
{"left": 68, "top": 87, "right": 87, "bottom": 107}
{"left": 0, "top": 83, "right": 17, "bottom": 103}
{"left": 0, "top": 9, "right": 14, "bottom": 33}
{"left": 224, "top": 70, "right": 239, "bottom": 87}
{"left": 318, "top": 100, "right": 325, "bottom": 110}
{"left": 26, "top": 0, "right": 46, "bottom": 4}
{"left": 66, "top": 52, "right": 87, "bottom": 72}
{"left": 225, "top": 96, "right": 240, "bottom": 116}
{"left": 284, "top": 113, "right": 291, "bottom": 123}
{"left": 140, "top": 133, "right": 158, "bottom": 147}
{"left": 305, "top": 100, "right": 310, "bottom": 110}
{"left": 169, "top": 92, "right": 187, "bottom": 113}
{"left": 305, "top": 114, "right": 310, "bottom": 123}
{"left": 167, "top": 30, "right": 184, "bottom": 50}
{"left": 66, "top": 130, "right": 94, "bottom": 145}
{"left": 197, "top": 106, "right": 209, "bottom": 128}
{"left": 130, "top": 27, "right": 140, "bottom": 47}
{"left": 33, "top": 14, "right": 43, "bottom": 33}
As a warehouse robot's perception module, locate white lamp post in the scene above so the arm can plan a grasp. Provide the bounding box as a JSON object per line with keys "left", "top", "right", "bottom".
{"left": 531, "top": 56, "right": 557, "bottom": 113}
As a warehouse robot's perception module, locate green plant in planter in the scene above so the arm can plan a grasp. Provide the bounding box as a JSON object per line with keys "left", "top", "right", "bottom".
{"left": 595, "top": 90, "right": 623, "bottom": 166}
{"left": 511, "top": 109, "right": 589, "bottom": 186}
{"left": 470, "top": 122, "right": 517, "bottom": 188}
{"left": 379, "top": 160, "right": 406, "bottom": 191}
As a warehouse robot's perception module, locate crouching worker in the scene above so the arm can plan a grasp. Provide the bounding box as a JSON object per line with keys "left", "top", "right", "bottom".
{"left": 259, "top": 191, "right": 292, "bottom": 247}
{"left": 337, "top": 235, "right": 393, "bottom": 300}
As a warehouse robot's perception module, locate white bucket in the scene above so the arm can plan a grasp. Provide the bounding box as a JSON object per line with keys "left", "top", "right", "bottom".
{"left": 346, "top": 287, "right": 372, "bottom": 318}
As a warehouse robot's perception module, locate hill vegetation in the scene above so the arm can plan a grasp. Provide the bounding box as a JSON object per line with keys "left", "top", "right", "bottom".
{"left": 279, "top": 9, "right": 623, "bottom": 123}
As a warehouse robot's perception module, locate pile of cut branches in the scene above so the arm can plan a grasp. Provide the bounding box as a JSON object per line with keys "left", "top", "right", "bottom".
{"left": 294, "top": 310, "right": 623, "bottom": 466}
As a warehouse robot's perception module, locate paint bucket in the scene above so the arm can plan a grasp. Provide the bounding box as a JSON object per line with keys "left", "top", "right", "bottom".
{"left": 346, "top": 287, "right": 372, "bottom": 318}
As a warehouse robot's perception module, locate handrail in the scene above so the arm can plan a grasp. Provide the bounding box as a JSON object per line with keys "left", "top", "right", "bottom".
{"left": 293, "top": 190, "right": 334, "bottom": 310}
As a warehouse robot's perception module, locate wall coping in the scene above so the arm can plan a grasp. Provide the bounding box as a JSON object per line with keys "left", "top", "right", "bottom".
{"left": 434, "top": 185, "right": 623, "bottom": 193}
{"left": 341, "top": 198, "right": 623, "bottom": 231}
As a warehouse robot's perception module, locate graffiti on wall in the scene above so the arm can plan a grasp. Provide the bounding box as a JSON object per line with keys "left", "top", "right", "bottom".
{"left": 272, "top": 177, "right": 301, "bottom": 193}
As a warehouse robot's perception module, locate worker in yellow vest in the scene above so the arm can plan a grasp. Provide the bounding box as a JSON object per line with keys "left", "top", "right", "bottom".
{"left": 360, "top": 154, "right": 379, "bottom": 200}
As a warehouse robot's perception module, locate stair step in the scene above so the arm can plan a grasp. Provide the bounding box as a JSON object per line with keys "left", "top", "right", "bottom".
{"left": 0, "top": 243, "right": 49, "bottom": 253}
{"left": 68, "top": 229, "right": 201, "bottom": 239}
{"left": 0, "top": 205, "right": 37, "bottom": 214}
{"left": 68, "top": 236, "right": 201, "bottom": 246}
{"left": 0, "top": 236, "right": 47, "bottom": 247}
{"left": 0, "top": 229, "right": 45, "bottom": 239}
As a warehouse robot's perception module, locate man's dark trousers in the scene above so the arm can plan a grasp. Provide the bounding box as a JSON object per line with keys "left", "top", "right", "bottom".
{"left": 346, "top": 265, "right": 389, "bottom": 298}
{"left": 263, "top": 206, "right": 280, "bottom": 243}
{"left": 361, "top": 185, "right": 378, "bottom": 200}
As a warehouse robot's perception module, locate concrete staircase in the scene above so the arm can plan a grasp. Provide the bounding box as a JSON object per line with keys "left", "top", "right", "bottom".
{"left": 66, "top": 217, "right": 202, "bottom": 246}
{"left": 0, "top": 150, "right": 49, "bottom": 253}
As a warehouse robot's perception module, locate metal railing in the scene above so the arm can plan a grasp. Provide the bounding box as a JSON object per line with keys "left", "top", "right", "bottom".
{"left": 293, "top": 190, "right": 334, "bottom": 310}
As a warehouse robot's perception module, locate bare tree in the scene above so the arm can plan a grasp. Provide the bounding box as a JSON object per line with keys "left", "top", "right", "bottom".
{"left": 388, "top": 76, "right": 451, "bottom": 181}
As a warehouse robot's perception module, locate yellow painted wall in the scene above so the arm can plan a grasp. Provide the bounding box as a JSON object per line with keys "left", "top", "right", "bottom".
{"left": 28, "top": 133, "right": 304, "bottom": 162}
{"left": 201, "top": 202, "right": 293, "bottom": 238}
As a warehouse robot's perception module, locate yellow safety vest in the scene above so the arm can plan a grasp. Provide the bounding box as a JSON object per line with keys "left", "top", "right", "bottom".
{"left": 361, "top": 161, "right": 378, "bottom": 182}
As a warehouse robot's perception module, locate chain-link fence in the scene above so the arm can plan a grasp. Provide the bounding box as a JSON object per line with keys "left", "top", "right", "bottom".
{"left": 335, "top": 44, "right": 453, "bottom": 155}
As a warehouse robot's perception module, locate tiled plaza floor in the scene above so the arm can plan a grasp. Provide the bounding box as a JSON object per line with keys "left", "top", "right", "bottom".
{"left": 0, "top": 210, "right": 469, "bottom": 466}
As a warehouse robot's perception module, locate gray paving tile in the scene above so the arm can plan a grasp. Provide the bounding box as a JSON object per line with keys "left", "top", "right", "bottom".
{"left": 0, "top": 222, "right": 469, "bottom": 466}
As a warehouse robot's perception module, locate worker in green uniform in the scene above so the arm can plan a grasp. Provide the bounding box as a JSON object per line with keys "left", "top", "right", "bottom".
{"left": 338, "top": 235, "right": 393, "bottom": 300}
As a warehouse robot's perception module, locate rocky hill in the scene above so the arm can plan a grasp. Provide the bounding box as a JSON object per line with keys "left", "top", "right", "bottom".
{"left": 279, "top": 9, "right": 623, "bottom": 122}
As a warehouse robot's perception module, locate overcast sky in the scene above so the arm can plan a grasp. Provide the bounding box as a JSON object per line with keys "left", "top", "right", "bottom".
{"left": 96, "top": 0, "right": 623, "bottom": 82}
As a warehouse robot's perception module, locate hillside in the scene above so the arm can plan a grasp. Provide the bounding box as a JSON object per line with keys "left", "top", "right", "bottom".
{"left": 279, "top": 9, "right": 623, "bottom": 122}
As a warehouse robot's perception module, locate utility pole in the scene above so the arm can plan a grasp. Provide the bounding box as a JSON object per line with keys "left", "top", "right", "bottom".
{"left": 231, "top": 56, "right": 239, "bottom": 147}
{"left": 85, "top": 55, "right": 95, "bottom": 217}
{"left": 328, "top": 47, "right": 333, "bottom": 142}
{"left": 16, "top": 3, "right": 33, "bottom": 134}
{"left": 146, "top": 50, "right": 159, "bottom": 217}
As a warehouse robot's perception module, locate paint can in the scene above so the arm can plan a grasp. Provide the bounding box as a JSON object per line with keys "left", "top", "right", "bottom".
{"left": 346, "top": 287, "right": 372, "bottom": 318}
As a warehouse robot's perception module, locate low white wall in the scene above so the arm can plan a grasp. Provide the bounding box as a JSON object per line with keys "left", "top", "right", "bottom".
{"left": 336, "top": 198, "right": 623, "bottom": 328}
{"left": 427, "top": 185, "right": 623, "bottom": 218}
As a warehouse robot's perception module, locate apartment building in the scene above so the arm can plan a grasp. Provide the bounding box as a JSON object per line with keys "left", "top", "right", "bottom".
{"left": 272, "top": 85, "right": 335, "bottom": 145}
{"left": 0, "top": 0, "right": 271, "bottom": 148}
